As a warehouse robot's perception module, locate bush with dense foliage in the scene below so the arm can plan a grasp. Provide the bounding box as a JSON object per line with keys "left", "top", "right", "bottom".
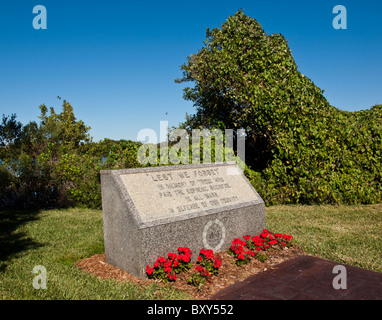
{"left": 0, "top": 102, "right": 143, "bottom": 209}
{"left": 176, "top": 10, "right": 382, "bottom": 205}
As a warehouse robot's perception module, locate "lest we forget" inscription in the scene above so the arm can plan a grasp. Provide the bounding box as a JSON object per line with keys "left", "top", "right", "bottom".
{"left": 119, "top": 165, "right": 258, "bottom": 223}
{"left": 101, "top": 163, "right": 265, "bottom": 278}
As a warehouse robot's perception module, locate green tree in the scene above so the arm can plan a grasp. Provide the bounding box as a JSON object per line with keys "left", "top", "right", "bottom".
{"left": 176, "top": 10, "right": 332, "bottom": 168}
{"left": 0, "top": 114, "right": 23, "bottom": 161}
{"left": 0, "top": 101, "right": 95, "bottom": 208}
{"left": 176, "top": 10, "right": 382, "bottom": 205}
{"left": 38, "top": 101, "right": 91, "bottom": 148}
{"left": 0, "top": 102, "right": 148, "bottom": 209}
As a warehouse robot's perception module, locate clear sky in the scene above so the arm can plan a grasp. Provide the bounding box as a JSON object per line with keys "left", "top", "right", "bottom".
{"left": 1, "top": 0, "right": 381, "bottom": 142}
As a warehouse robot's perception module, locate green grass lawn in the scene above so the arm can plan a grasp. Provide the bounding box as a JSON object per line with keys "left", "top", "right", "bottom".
{"left": 266, "top": 204, "right": 382, "bottom": 272}
{"left": 0, "top": 208, "right": 190, "bottom": 300}
{"left": 1, "top": 205, "right": 381, "bottom": 299}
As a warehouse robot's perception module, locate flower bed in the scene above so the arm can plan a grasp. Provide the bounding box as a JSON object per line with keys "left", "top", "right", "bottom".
{"left": 146, "top": 229, "right": 294, "bottom": 288}
{"left": 229, "top": 229, "right": 293, "bottom": 265}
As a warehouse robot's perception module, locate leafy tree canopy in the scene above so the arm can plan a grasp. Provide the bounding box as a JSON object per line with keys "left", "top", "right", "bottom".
{"left": 176, "top": 10, "right": 382, "bottom": 204}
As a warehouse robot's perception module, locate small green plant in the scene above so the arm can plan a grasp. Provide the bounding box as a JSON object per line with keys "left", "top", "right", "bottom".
{"left": 228, "top": 238, "right": 254, "bottom": 266}
{"left": 188, "top": 265, "right": 212, "bottom": 290}
{"left": 188, "top": 248, "right": 222, "bottom": 290}
{"left": 255, "top": 253, "right": 268, "bottom": 263}
{"left": 196, "top": 248, "right": 222, "bottom": 276}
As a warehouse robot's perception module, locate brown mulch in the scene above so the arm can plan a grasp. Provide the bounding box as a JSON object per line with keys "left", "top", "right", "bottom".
{"left": 75, "top": 246, "right": 305, "bottom": 300}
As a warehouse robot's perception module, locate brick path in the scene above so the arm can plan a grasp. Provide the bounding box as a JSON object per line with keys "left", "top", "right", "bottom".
{"left": 209, "top": 255, "right": 382, "bottom": 300}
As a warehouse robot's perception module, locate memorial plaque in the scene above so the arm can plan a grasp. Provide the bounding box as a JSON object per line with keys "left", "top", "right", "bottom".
{"left": 101, "top": 163, "right": 265, "bottom": 278}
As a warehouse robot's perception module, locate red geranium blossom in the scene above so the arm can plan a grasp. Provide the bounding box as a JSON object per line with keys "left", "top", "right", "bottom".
{"left": 146, "top": 265, "right": 154, "bottom": 275}
{"left": 245, "top": 250, "right": 255, "bottom": 257}
{"left": 260, "top": 229, "right": 270, "bottom": 238}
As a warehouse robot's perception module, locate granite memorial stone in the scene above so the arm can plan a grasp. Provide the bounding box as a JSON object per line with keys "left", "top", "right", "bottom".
{"left": 101, "top": 163, "right": 265, "bottom": 278}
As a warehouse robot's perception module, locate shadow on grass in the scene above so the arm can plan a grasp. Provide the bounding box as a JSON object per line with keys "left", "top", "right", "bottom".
{"left": 0, "top": 209, "right": 44, "bottom": 272}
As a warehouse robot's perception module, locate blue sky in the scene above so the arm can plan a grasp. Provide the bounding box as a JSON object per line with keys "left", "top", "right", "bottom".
{"left": 1, "top": 0, "right": 381, "bottom": 142}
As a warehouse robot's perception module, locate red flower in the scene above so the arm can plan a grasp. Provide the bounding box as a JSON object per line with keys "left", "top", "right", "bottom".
{"left": 200, "top": 248, "right": 214, "bottom": 260}
{"left": 197, "top": 267, "right": 211, "bottom": 277}
{"left": 183, "top": 247, "right": 192, "bottom": 255}
{"left": 163, "top": 260, "right": 172, "bottom": 267}
{"left": 157, "top": 256, "right": 165, "bottom": 263}
{"left": 243, "top": 235, "right": 250, "bottom": 240}
{"left": 252, "top": 235, "right": 264, "bottom": 246}
{"left": 214, "top": 259, "right": 222, "bottom": 269}
{"left": 245, "top": 250, "right": 254, "bottom": 257}
{"left": 165, "top": 272, "right": 176, "bottom": 281}
{"left": 195, "top": 265, "right": 204, "bottom": 272}
{"left": 232, "top": 238, "right": 246, "bottom": 246}
{"left": 238, "top": 254, "right": 244, "bottom": 260}
{"left": 260, "top": 229, "right": 270, "bottom": 238}
{"left": 167, "top": 252, "right": 177, "bottom": 260}
{"left": 146, "top": 265, "right": 154, "bottom": 275}
{"left": 234, "top": 246, "right": 244, "bottom": 254}
{"left": 164, "top": 266, "right": 172, "bottom": 274}
{"left": 178, "top": 247, "right": 192, "bottom": 257}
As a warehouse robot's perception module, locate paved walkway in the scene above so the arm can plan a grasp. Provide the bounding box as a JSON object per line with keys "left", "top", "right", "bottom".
{"left": 209, "top": 255, "right": 382, "bottom": 300}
